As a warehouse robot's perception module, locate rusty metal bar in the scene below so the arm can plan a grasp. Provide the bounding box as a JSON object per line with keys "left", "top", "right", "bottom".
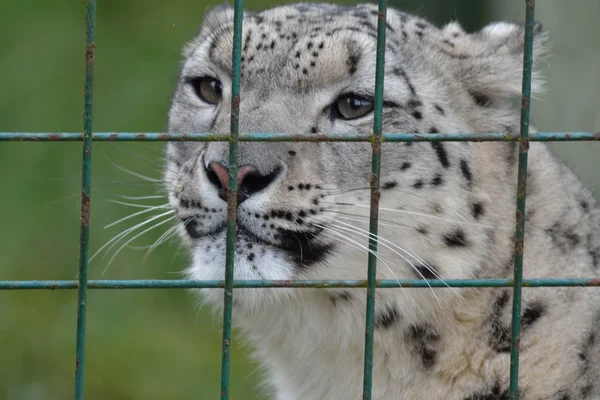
{"left": 220, "top": 0, "right": 244, "bottom": 398}
{"left": 362, "top": 0, "right": 387, "bottom": 398}
{"left": 73, "top": 1, "right": 96, "bottom": 399}
{"left": 2, "top": 278, "right": 600, "bottom": 290}
{"left": 1, "top": 131, "right": 598, "bottom": 142}
{"left": 508, "top": 1, "right": 536, "bottom": 398}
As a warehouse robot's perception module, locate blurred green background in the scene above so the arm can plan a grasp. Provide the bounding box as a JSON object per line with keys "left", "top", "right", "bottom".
{"left": 0, "top": 1, "right": 598, "bottom": 399}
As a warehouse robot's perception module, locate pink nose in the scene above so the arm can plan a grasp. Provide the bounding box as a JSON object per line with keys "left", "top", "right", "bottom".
{"left": 207, "top": 162, "right": 260, "bottom": 204}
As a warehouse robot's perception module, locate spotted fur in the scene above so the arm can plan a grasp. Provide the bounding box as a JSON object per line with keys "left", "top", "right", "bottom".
{"left": 165, "top": 4, "right": 600, "bottom": 399}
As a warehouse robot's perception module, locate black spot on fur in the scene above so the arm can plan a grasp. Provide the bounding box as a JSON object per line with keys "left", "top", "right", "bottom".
{"left": 487, "top": 292, "right": 546, "bottom": 353}
{"left": 431, "top": 142, "right": 450, "bottom": 168}
{"left": 328, "top": 291, "right": 352, "bottom": 306}
{"left": 414, "top": 263, "right": 438, "bottom": 280}
{"left": 375, "top": 307, "right": 401, "bottom": 329}
{"left": 521, "top": 302, "right": 545, "bottom": 327}
{"left": 429, "top": 127, "right": 439, "bottom": 134}
{"left": 472, "top": 202, "right": 485, "bottom": 219}
{"left": 590, "top": 249, "right": 600, "bottom": 269}
{"left": 272, "top": 227, "right": 333, "bottom": 267}
{"left": 470, "top": 92, "right": 492, "bottom": 107}
{"left": 506, "top": 140, "right": 518, "bottom": 167}
{"left": 464, "top": 383, "right": 510, "bottom": 400}
{"left": 554, "top": 393, "right": 571, "bottom": 400}
{"left": 243, "top": 31, "right": 252, "bottom": 52}
{"left": 413, "top": 180, "right": 424, "bottom": 189}
{"left": 406, "top": 325, "right": 440, "bottom": 368}
{"left": 460, "top": 159, "right": 473, "bottom": 186}
{"left": 580, "top": 385, "right": 592, "bottom": 398}
{"left": 545, "top": 222, "right": 581, "bottom": 252}
{"left": 400, "top": 162, "right": 411, "bottom": 170}
{"left": 442, "top": 39, "right": 455, "bottom": 48}
{"left": 434, "top": 104, "right": 445, "bottom": 115}
{"left": 487, "top": 291, "right": 511, "bottom": 352}
{"left": 444, "top": 229, "right": 468, "bottom": 247}
{"left": 383, "top": 181, "right": 397, "bottom": 189}
{"left": 247, "top": 253, "right": 255, "bottom": 262}
{"left": 288, "top": 150, "right": 296, "bottom": 156}
{"left": 416, "top": 227, "right": 428, "bottom": 235}
{"left": 407, "top": 99, "right": 422, "bottom": 108}
{"left": 179, "top": 198, "right": 190, "bottom": 208}
{"left": 412, "top": 110, "right": 423, "bottom": 120}
{"left": 346, "top": 43, "right": 360, "bottom": 75}
{"left": 430, "top": 174, "right": 443, "bottom": 186}
{"left": 183, "top": 216, "right": 202, "bottom": 239}
{"left": 392, "top": 67, "right": 416, "bottom": 95}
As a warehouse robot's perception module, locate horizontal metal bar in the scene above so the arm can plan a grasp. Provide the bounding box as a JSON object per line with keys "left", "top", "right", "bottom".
{"left": 0, "top": 132, "right": 599, "bottom": 142}
{"left": 1, "top": 278, "right": 600, "bottom": 290}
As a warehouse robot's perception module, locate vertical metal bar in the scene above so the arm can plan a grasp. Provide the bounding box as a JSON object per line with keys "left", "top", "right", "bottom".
{"left": 509, "top": 1, "right": 535, "bottom": 398}
{"left": 74, "top": 1, "right": 96, "bottom": 399}
{"left": 362, "top": 0, "right": 386, "bottom": 398}
{"left": 220, "top": 0, "right": 243, "bottom": 398}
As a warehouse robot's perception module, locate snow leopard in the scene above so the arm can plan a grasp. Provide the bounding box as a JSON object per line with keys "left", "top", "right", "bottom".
{"left": 165, "top": 3, "right": 600, "bottom": 399}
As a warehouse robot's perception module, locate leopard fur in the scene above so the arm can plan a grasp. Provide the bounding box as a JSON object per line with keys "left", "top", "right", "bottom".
{"left": 165, "top": 4, "right": 600, "bottom": 399}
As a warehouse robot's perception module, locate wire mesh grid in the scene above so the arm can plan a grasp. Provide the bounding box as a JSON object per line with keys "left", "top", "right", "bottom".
{"left": 1, "top": 0, "right": 600, "bottom": 399}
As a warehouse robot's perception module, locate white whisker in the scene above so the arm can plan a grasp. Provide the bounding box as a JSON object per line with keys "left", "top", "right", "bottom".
{"left": 90, "top": 209, "right": 174, "bottom": 263}
{"left": 108, "top": 199, "right": 171, "bottom": 209}
{"left": 144, "top": 222, "right": 181, "bottom": 261}
{"left": 102, "top": 149, "right": 162, "bottom": 183}
{"left": 317, "top": 223, "right": 442, "bottom": 307}
{"left": 331, "top": 220, "right": 457, "bottom": 296}
{"left": 103, "top": 216, "right": 175, "bottom": 275}
{"left": 104, "top": 203, "right": 171, "bottom": 229}
{"left": 116, "top": 195, "right": 167, "bottom": 200}
{"left": 332, "top": 203, "right": 511, "bottom": 231}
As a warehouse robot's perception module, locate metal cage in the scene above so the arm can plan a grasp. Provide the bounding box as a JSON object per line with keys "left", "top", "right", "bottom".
{"left": 1, "top": 0, "right": 599, "bottom": 399}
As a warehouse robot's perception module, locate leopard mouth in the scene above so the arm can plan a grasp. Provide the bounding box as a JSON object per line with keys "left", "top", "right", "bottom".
{"left": 183, "top": 215, "right": 334, "bottom": 268}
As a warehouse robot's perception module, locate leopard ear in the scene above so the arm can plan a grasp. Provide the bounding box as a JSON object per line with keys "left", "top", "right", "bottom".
{"left": 183, "top": 5, "right": 235, "bottom": 58}
{"left": 439, "top": 21, "right": 549, "bottom": 100}
{"left": 198, "top": 5, "right": 235, "bottom": 39}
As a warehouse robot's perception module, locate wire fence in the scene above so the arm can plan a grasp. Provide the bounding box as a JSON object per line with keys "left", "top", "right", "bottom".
{"left": 1, "top": 0, "right": 599, "bottom": 399}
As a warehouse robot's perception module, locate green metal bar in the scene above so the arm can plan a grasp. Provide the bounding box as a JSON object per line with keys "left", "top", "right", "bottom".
{"left": 2, "top": 278, "right": 600, "bottom": 290}
{"left": 509, "top": 1, "right": 536, "bottom": 398}
{"left": 363, "top": 0, "right": 387, "bottom": 398}
{"left": 220, "top": 0, "right": 243, "bottom": 398}
{"left": 1, "top": 132, "right": 598, "bottom": 142}
{"left": 74, "top": 1, "right": 96, "bottom": 399}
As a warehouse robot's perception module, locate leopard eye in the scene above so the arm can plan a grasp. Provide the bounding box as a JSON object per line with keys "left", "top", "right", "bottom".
{"left": 333, "top": 95, "right": 374, "bottom": 120}
{"left": 189, "top": 77, "right": 222, "bottom": 105}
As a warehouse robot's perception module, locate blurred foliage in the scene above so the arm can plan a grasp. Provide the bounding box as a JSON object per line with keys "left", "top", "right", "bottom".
{"left": 0, "top": 0, "right": 596, "bottom": 399}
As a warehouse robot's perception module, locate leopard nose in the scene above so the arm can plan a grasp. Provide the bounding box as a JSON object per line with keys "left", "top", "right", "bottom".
{"left": 206, "top": 162, "right": 282, "bottom": 204}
